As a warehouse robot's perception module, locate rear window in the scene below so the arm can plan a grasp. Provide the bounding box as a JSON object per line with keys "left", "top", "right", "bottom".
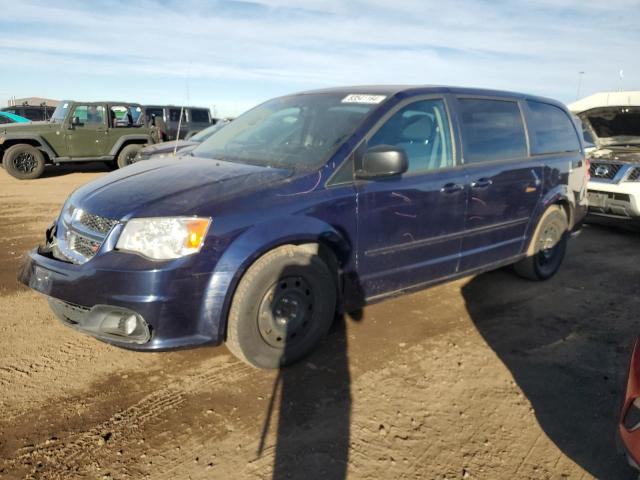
{"left": 458, "top": 98, "right": 527, "bottom": 163}
{"left": 190, "top": 109, "right": 210, "bottom": 123}
{"left": 526, "top": 101, "right": 580, "bottom": 154}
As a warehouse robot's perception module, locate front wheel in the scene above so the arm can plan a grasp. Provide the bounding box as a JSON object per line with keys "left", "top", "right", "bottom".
{"left": 116, "top": 144, "right": 142, "bottom": 169}
{"left": 225, "top": 245, "right": 337, "bottom": 369}
{"left": 514, "top": 205, "right": 568, "bottom": 281}
{"left": 3, "top": 144, "right": 46, "bottom": 179}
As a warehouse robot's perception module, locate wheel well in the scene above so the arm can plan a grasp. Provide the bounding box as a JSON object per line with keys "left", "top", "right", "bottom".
{"left": 1, "top": 140, "right": 51, "bottom": 164}
{"left": 556, "top": 200, "right": 572, "bottom": 229}
{"left": 114, "top": 140, "right": 146, "bottom": 158}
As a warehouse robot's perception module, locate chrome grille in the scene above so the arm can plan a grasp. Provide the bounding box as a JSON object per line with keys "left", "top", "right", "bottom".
{"left": 590, "top": 162, "right": 622, "bottom": 180}
{"left": 79, "top": 212, "right": 118, "bottom": 235}
{"left": 52, "top": 205, "right": 118, "bottom": 264}
{"left": 627, "top": 167, "right": 640, "bottom": 182}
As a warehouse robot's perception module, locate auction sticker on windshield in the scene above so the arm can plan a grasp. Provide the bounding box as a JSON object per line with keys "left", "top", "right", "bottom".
{"left": 341, "top": 94, "right": 387, "bottom": 104}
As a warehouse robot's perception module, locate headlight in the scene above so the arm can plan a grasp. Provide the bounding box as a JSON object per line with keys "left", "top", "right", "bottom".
{"left": 116, "top": 217, "right": 211, "bottom": 260}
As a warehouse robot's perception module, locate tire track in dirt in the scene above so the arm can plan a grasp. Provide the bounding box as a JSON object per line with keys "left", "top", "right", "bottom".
{"left": 2, "top": 355, "right": 257, "bottom": 479}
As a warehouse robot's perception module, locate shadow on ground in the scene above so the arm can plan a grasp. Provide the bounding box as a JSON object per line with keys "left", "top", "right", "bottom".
{"left": 463, "top": 225, "right": 640, "bottom": 479}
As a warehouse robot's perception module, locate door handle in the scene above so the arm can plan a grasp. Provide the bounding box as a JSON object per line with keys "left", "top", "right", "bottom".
{"left": 470, "top": 178, "right": 493, "bottom": 188}
{"left": 440, "top": 183, "right": 465, "bottom": 194}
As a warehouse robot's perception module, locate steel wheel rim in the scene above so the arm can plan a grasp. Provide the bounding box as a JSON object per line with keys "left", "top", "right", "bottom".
{"left": 538, "top": 221, "right": 563, "bottom": 266}
{"left": 257, "top": 276, "right": 314, "bottom": 349}
{"left": 13, "top": 152, "right": 37, "bottom": 173}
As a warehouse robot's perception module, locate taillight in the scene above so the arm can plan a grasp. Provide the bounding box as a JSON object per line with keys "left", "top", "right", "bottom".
{"left": 584, "top": 157, "right": 590, "bottom": 181}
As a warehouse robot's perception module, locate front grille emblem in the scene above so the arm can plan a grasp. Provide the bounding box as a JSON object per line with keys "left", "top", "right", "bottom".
{"left": 594, "top": 165, "right": 610, "bottom": 177}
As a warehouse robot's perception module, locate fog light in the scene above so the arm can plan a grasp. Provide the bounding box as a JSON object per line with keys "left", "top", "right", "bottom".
{"left": 100, "top": 312, "right": 141, "bottom": 337}
{"left": 120, "top": 314, "right": 138, "bottom": 335}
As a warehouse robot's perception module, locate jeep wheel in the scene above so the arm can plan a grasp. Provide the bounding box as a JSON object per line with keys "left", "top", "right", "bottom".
{"left": 4, "top": 144, "right": 46, "bottom": 180}
{"left": 116, "top": 144, "right": 142, "bottom": 169}
{"left": 225, "top": 245, "right": 337, "bottom": 369}
{"left": 514, "top": 205, "right": 568, "bottom": 281}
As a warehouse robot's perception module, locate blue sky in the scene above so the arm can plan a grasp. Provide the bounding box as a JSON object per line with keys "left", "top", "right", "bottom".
{"left": 1, "top": 0, "right": 638, "bottom": 117}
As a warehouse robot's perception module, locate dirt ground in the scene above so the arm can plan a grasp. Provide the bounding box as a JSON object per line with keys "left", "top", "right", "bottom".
{"left": 0, "top": 164, "right": 639, "bottom": 480}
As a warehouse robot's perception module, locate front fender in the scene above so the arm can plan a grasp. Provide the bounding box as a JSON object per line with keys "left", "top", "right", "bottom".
{"left": 198, "top": 216, "right": 352, "bottom": 343}
{"left": 1, "top": 134, "right": 57, "bottom": 158}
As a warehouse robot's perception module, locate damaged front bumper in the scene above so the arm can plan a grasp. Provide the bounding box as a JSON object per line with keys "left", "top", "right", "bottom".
{"left": 18, "top": 246, "right": 222, "bottom": 350}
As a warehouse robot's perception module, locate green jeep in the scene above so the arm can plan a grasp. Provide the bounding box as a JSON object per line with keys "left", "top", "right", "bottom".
{"left": 0, "top": 101, "right": 159, "bottom": 179}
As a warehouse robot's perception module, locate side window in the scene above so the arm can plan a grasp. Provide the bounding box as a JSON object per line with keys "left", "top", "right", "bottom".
{"left": 72, "top": 105, "right": 106, "bottom": 126}
{"left": 0, "top": 116, "right": 11, "bottom": 124}
{"left": 190, "top": 109, "right": 210, "bottom": 123}
{"left": 169, "top": 108, "right": 185, "bottom": 122}
{"left": 458, "top": 98, "right": 527, "bottom": 163}
{"left": 526, "top": 101, "right": 580, "bottom": 154}
{"left": 368, "top": 99, "right": 454, "bottom": 174}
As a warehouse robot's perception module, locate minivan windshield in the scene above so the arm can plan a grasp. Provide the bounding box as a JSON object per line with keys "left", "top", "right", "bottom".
{"left": 50, "top": 101, "right": 71, "bottom": 123}
{"left": 191, "top": 93, "right": 381, "bottom": 169}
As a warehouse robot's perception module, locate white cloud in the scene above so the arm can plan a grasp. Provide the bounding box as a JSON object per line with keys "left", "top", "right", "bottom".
{"left": 1, "top": 0, "right": 638, "bottom": 115}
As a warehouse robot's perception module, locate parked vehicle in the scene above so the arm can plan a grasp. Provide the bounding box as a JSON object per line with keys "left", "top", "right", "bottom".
{"left": 568, "top": 91, "right": 640, "bottom": 225}
{"left": 0, "top": 111, "right": 30, "bottom": 124}
{"left": 135, "top": 119, "right": 230, "bottom": 162}
{"left": 0, "top": 101, "right": 157, "bottom": 179}
{"left": 19, "top": 86, "right": 588, "bottom": 368}
{"left": 2, "top": 104, "right": 56, "bottom": 122}
{"left": 619, "top": 340, "right": 640, "bottom": 470}
{"left": 144, "top": 105, "right": 213, "bottom": 141}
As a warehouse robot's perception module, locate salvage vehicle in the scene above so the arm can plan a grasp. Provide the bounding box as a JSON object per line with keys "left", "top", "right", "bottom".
{"left": 619, "top": 340, "right": 640, "bottom": 470}
{"left": 19, "top": 86, "right": 588, "bottom": 368}
{"left": 135, "top": 119, "right": 230, "bottom": 162}
{"left": 0, "top": 101, "right": 157, "bottom": 179}
{"left": 0, "top": 111, "right": 30, "bottom": 124}
{"left": 569, "top": 91, "right": 640, "bottom": 225}
{"left": 144, "top": 105, "right": 213, "bottom": 141}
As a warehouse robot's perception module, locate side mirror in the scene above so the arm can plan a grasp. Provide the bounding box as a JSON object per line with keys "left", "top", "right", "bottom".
{"left": 72, "top": 116, "right": 81, "bottom": 126}
{"left": 355, "top": 145, "right": 408, "bottom": 180}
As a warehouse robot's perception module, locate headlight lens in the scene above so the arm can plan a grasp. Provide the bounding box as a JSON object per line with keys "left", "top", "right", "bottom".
{"left": 116, "top": 217, "right": 211, "bottom": 260}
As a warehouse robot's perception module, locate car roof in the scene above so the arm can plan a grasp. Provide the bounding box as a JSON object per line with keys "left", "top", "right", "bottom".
{"left": 291, "top": 85, "right": 565, "bottom": 109}
{"left": 59, "top": 100, "right": 143, "bottom": 107}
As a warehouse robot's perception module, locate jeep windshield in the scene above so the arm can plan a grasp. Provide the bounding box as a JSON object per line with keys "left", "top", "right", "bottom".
{"left": 191, "top": 93, "right": 382, "bottom": 170}
{"left": 50, "top": 101, "right": 72, "bottom": 123}
{"left": 585, "top": 107, "right": 640, "bottom": 147}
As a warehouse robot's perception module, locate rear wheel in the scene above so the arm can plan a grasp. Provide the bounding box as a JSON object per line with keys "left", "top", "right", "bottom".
{"left": 3, "top": 144, "right": 46, "bottom": 179}
{"left": 225, "top": 245, "right": 337, "bottom": 369}
{"left": 514, "top": 205, "right": 568, "bottom": 281}
{"left": 116, "top": 144, "right": 142, "bottom": 169}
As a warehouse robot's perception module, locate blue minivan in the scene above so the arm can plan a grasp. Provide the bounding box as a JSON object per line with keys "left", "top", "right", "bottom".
{"left": 19, "top": 86, "right": 588, "bottom": 368}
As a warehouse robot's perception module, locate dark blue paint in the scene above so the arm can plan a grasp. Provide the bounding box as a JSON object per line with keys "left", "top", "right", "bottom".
{"left": 18, "top": 86, "right": 588, "bottom": 351}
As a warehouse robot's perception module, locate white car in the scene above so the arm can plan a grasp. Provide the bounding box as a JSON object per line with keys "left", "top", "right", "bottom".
{"left": 569, "top": 91, "right": 640, "bottom": 224}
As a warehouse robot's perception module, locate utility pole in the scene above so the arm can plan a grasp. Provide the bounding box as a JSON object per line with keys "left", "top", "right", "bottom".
{"left": 576, "top": 71, "right": 585, "bottom": 100}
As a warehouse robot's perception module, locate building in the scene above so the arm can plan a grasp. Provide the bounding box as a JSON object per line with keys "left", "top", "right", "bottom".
{"left": 6, "top": 97, "right": 59, "bottom": 107}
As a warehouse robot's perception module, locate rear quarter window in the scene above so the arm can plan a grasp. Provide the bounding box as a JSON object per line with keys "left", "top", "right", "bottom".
{"left": 458, "top": 98, "right": 527, "bottom": 164}
{"left": 526, "top": 101, "right": 580, "bottom": 154}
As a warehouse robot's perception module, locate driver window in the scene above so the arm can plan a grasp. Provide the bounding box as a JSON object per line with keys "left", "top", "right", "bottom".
{"left": 72, "top": 105, "right": 105, "bottom": 126}
{"left": 368, "top": 99, "right": 453, "bottom": 174}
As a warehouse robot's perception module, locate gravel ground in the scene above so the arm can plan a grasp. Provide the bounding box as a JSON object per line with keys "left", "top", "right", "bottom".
{"left": 0, "top": 164, "right": 638, "bottom": 479}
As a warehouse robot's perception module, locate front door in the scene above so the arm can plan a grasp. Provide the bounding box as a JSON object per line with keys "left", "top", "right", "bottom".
{"left": 65, "top": 104, "right": 108, "bottom": 158}
{"left": 454, "top": 97, "right": 542, "bottom": 271}
{"left": 356, "top": 97, "right": 468, "bottom": 300}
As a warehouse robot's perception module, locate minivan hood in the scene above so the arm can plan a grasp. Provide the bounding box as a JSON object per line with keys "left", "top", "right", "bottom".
{"left": 69, "top": 157, "right": 293, "bottom": 219}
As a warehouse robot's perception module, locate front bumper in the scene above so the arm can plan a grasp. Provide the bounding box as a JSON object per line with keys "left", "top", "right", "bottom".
{"left": 18, "top": 247, "right": 223, "bottom": 350}
{"left": 587, "top": 180, "right": 640, "bottom": 221}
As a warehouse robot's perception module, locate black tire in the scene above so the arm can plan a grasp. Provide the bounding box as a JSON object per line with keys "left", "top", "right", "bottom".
{"left": 514, "top": 205, "right": 568, "bottom": 281}
{"left": 116, "top": 144, "right": 142, "bottom": 169}
{"left": 226, "top": 245, "right": 337, "bottom": 369}
{"left": 3, "top": 144, "right": 46, "bottom": 179}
